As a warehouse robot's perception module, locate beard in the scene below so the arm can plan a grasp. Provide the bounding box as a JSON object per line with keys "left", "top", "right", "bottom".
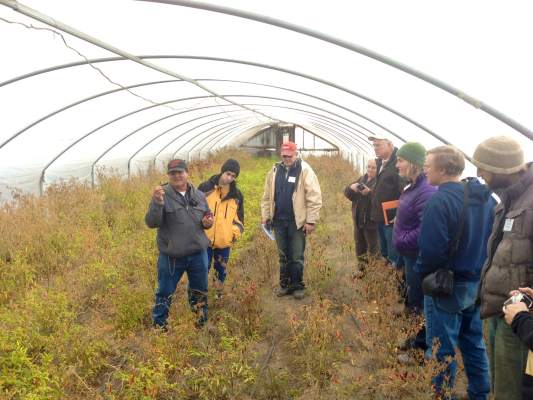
{"left": 488, "top": 173, "right": 518, "bottom": 191}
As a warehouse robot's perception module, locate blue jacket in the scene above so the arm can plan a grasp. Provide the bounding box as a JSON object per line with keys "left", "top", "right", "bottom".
{"left": 393, "top": 174, "right": 437, "bottom": 257}
{"left": 415, "top": 179, "right": 495, "bottom": 282}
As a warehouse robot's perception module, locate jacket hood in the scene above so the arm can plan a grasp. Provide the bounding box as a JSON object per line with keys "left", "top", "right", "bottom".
{"left": 506, "top": 162, "right": 533, "bottom": 201}
{"left": 203, "top": 174, "right": 240, "bottom": 200}
{"left": 439, "top": 179, "right": 492, "bottom": 206}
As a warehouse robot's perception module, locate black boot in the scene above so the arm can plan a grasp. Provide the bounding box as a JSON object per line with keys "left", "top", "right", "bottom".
{"left": 188, "top": 288, "right": 208, "bottom": 327}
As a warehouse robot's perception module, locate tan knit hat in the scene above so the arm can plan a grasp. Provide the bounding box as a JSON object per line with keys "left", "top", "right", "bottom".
{"left": 472, "top": 136, "right": 525, "bottom": 175}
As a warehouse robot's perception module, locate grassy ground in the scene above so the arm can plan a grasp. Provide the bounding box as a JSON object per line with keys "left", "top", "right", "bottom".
{"left": 0, "top": 150, "right": 458, "bottom": 399}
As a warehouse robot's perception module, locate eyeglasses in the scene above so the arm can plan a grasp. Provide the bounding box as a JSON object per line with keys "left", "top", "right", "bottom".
{"left": 281, "top": 154, "right": 294, "bottom": 158}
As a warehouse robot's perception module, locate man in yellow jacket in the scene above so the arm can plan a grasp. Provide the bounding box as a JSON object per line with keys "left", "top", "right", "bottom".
{"left": 198, "top": 159, "right": 244, "bottom": 299}
{"left": 261, "top": 142, "right": 322, "bottom": 299}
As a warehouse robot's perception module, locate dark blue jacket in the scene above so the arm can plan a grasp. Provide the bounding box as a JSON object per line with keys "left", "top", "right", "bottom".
{"left": 415, "top": 179, "right": 495, "bottom": 282}
{"left": 274, "top": 160, "right": 302, "bottom": 221}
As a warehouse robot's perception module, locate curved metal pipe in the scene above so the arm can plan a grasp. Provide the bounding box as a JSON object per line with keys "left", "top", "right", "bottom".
{"left": 75, "top": 95, "right": 375, "bottom": 189}
{"left": 126, "top": 108, "right": 253, "bottom": 175}
{"left": 1, "top": 70, "right": 398, "bottom": 145}
{"left": 40, "top": 94, "right": 370, "bottom": 193}
{"left": 199, "top": 105, "right": 366, "bottom": 155}
{"left": 204, "top": 113, "right": 352, "bottom": 155}
{"left": 138, "top": 0, "right": 533, "bottom": 141}
{"left": 90, "top": 111, "right": 258, "bottom": 187}
{"left": 157, "top": 101, "right": 366, "bottom": 162}
{"left": 0, "top": 79, "right": 176, "bottom": 150}
{"left": 199, "top": 117, "right": 345, "bottom": 158}
{"left": 206, "top": 96, "right": 373, "bottom": 149}
{"left": 169, "top": 119, "right": 257, "bottom": 161}
{"left": 0, "top": 55, "right": 444, "bottom": 146}
{"left": 127, "top": 101, "right": 362, "bottom": 175}
{"left": 22, "top": 74, "right": 385, "bottom": 191}
{"left": 39, "top": 94, "right": 215, "bottom": 194}
{"left": 7, "top": 76, "right": 386, "bottom": 171}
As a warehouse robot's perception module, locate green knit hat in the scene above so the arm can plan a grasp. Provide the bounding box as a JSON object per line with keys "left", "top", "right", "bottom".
{"left": 397, "top": 142, "right": 426, "bottom": 167}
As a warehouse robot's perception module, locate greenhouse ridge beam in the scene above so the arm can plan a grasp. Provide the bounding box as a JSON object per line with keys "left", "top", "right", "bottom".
{"left": 0, "top": 0, "right": 282, "bottom": 125}
{"left": 140, "top": 0, "right": 533, "bottom": 141}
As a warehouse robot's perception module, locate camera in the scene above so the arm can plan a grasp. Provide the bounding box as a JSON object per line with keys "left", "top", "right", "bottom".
{"left": 503, "top": 292, "right": 533, "bottom": 309}
{"left": 356, "top": 183, "right": 366, "bottom": 191}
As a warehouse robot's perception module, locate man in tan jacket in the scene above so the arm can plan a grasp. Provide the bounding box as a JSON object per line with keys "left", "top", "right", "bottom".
{"left": 261, "top": 141, "right": 322, "bottom": 299}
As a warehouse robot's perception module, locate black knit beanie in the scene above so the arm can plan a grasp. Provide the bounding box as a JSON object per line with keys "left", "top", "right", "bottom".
{"left": 221, "top": 159, "right": 240, "bottom": 177}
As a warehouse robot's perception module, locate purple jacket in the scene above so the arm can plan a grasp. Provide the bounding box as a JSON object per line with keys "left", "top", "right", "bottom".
{"left": 393, "top": 174, "right": 437, "bottom": 257}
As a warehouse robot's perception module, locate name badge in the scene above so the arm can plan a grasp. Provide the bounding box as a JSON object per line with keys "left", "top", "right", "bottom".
{"left": 288, "top": 176, "right": 296, "bottom": 183}
{"left": 503, "top": 218, "right": 514, "bottom": 232}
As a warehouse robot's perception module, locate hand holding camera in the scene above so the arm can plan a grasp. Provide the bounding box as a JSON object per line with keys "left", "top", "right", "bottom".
{"left": 503, "top": 287, "right": 533, "bottom": 325}
{"left": 350, "top": 182, "right": 367, "bottom": 192}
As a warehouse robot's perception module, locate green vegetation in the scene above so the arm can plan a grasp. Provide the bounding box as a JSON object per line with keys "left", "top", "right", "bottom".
{"left": 0, "top": 150, "right": 452, "bottom": 399}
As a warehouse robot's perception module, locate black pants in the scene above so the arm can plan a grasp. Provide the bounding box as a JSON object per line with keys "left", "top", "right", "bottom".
{"left": 354, "top": 224, "right": 379, "bottom": 260}
{"left": 273, "top": 219, "right": 306, "bottom": 291}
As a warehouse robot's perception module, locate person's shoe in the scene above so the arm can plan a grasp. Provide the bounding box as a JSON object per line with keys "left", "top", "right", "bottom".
{"left": 215, "top": 289, "right": 224, "bottom": 300}
{"left": 292, "top": 289, "right": 305, "bottom": 300}
{"left": 397, "top": 351, "right": 425, "bottom": 366}
{"left": 277, "top": 287, "right": 292, "bottom": 297}
{"left": 352, "top": 270, "right": 365, "bottom": 279}
{"left": 397, "top": 352, "right": 415, "bottom": 365}
{"left": 194, "top": 317, "right": 208, "bottom": 329}
{"left": 153, "top": 323, "right": 168, "bottom": 333}
{"left": 398, "top": 337, "right": 416, "bottom": 351}
{"left": 393, "top": 304, "right": 407, "bottom": 317}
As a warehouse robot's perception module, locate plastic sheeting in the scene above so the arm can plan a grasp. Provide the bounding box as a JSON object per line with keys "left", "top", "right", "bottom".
{"left": 1, "top": 0, "right": 532, "bottom": 198}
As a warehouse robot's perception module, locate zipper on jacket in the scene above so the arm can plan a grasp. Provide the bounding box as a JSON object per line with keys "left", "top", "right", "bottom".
{"left": 212, "top": 195, "right": 219, "bottom": 246}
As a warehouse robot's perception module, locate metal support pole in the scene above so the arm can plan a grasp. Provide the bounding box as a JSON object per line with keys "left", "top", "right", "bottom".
{"left": 139, "top": 0, "right": 533, "bottom": 141}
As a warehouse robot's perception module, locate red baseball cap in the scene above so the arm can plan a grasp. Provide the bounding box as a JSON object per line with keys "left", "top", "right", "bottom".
{"left": 280, "top": 141, "right": 297, "bottom": 155}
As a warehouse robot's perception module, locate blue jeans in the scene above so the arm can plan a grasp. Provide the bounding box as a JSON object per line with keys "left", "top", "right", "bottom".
{"left": 378, "top": 223, "right": 399, "bottom": 266}
{"left": 207, "top": 247, "right": 230, "bottom": 283}
{"left": 152, "top": 250, "right": 208, "bottom": 328}
{"left": 402, "top": 255, "right": 423, "bottom": 312}
{"left": 424, "top": 281, "right": 490, "bottom": 400}
{"left": 273, "top": 219, "right": 306, "bottom": 291}
{"left": 400, "top": 255, "right": 426, "bottom": 349}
